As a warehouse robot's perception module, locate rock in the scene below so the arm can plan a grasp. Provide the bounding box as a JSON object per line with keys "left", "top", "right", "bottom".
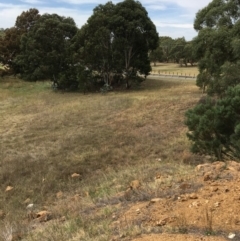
{"left": 124, "top": 188, "right": 132, "bottom": 200}
{"left": 179, "top": 195, "right": 188, "bottom": 201}
{"left": 35, "top": 211, "right": 52, "bottom": 222}
{"left": 150, "top": 198, "right": 162, "bottom": 203}
{"left": 23, "top": 198, "right": 31, "bottom": 204}
{"left": 211, "top": 187, "right": 219, "bottom": 192}
{"left": 59, "top": 216, "right": 66, "bottom": 222}
{"left": 5, "top": 186, "right": 13, "bottom": 192}
{"left": 205, "top": 155, "right": 212, "bottom": 160}
{"left": 191, "top": 201, "right": 201, "bottom": 207}
{"left": 213, "top": 161, "right": 226, "bottom": 171}
{"left": 228, "top": 232, "right": 236, "bottom": 239}
{"left": 214, "top": 202, "right": 221, "bottom": 207}
{"left": 71, "top": 194, "right": 81, "bottom": 201}
{"left": 71, "top": 173, "right": 81, "bottom": 178}
{"left": 130, "top": 180, "right": 141, "bottom": 189}
{"left": 0, "top": 210, "right": 5, "bottom": 219}
{"left": 189, "top": 193, "right": 198, "bottom": 199}
{"left": 156, "top": 219, "right": 167, "bottom": 226}
{"left": 26, "top": 203, "right": 34, "bottom": 210}
{"left": 136, "top": 209, "right": 141, "bottom": 214}
{"left": 56, "top": 191, "right": 63, "bottom": 199}
{"left": 203, "top": 172, "right": 213, "bottom": 181}
{"left": 195, "top": 163, "right": 211, "bottom": 173}
{"left": 179, "top": 183, "right": 191, "bottom": 190}
{"left": 227, "top": 161, "right": 240, "bottom": 172}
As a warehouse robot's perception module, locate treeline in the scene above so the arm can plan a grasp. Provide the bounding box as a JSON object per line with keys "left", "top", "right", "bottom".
{"left": 0, "top": 0, "right": 159, "bottom": 90}
{"left": 149, "top": 36, "right": 196, "bottom": 66}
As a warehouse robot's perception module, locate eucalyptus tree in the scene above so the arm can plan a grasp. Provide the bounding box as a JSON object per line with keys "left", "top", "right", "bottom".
{"left": 111, "top": 0, "right": 158, "bottom": 87}
{"left": 75, "top": 0, "right": 159, "bottom": 88}
{"left": 15, "top": 13, "right": 78, "bottom": 87}
{"left": 193, "top": 0, "right": 240, "bottom": 95}
{"left": 73, "top": 2, "right": 115, "bottom": 85}
{"left": 185, "top": 0, "right": 240, "bottom": 159}
{"left": 0, "top": 9, "right": 40, "bottom": 73}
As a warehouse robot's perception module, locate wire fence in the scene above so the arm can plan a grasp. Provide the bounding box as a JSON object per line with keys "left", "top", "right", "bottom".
{"left": 150, "top": 70, "right": 197, "bottom": 79}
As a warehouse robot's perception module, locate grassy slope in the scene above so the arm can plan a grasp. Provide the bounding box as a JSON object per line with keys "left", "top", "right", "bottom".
{"left": 0, "top": 76, "right": 202, "bottom": 240}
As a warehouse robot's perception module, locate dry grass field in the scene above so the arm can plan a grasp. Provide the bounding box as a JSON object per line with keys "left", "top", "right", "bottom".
{"left": 0, "top": 75, "right": 214, "bottom": 240}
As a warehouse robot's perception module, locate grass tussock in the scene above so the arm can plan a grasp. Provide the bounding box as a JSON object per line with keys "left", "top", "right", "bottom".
{"left": 0, "top": 75, "right": 202, "bottom": 240}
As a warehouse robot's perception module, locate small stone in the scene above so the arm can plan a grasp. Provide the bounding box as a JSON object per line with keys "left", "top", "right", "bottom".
{"left": 192, "top": 201, "right": 201, "bottom": 207}
{"left": 150, "top": 198, "right": 162, "bottom": 203}
{"left": 26, "top": 203, "right": 34, "bottom": 210}
{"left": 136, "top": 209, "right": 140, "bottom": 214}
{"left": 36, "top": 211, "right": 52, "bottom": 222}
{"left": 0, "top": 210, "right": 5, "bottom": 219}
{"left": 130, "top": 180, "right": 141, "bottom": 189}
{"left": 203, "top": 172, "right": 212, "bottom": 181}
{"left": 23, "top": 198, "right": 31, "bottom": 204}
{"left": 56, "top": 191, "right": 63, "bottom": 199}
{"left": 228, "top": 232, "right": 236, "bottom": 239}
{"left": 156, "top": 219, "right": 166, "bottom": 226}
{"left": 71, "top": 173, "right": 80, "bottom": 178}
{"left": 211, "top": 187, "right": 219, "bottom": 192}
{"left": 189, "top": 193, "right": 198, "bottom": 199}
{"left": 179, "top": 183, "right": 191, "bottom": 190}
{"left": 59, "top": 216, "right": 66, "bottom": 222}
{"left": 5, "top": 186, "right": 13, "bottom": 192}
{"left": 214, "top": 202, "right": 221, "bottom": 207}
{"left": 205, "top": 155, "right": 212, "bottom": 160}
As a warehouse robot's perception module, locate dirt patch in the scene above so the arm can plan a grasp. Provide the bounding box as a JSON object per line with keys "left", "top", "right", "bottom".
{"left": 114, "top": 161, "right": 240, "bottom": 241}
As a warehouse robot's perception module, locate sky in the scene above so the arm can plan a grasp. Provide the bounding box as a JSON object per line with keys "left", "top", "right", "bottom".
{"left": 0, "top": 0, "right": 212, "bottom": 40}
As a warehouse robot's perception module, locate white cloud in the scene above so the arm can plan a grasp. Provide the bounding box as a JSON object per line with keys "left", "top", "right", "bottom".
{"left": 0, "top": 0, "right": 212, "bottom": 40}
{"left": 21, "top": 0, "right": 45, "bottom": 4}
{"left": 146, "top": 4, "right": 166, "bottom": 10}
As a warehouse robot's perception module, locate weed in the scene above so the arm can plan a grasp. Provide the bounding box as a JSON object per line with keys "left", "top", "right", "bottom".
{"left": 176, "top": 213, "right": 188, "bottom": 234}
{"left": 205, "top": 207, "right": 215, "bottom": 235}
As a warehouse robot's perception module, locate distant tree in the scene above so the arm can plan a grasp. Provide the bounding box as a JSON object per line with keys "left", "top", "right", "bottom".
{"left": 169, "top": 37, "right": 186, "bottom": 63}
{"left": 149, "top": 41, "right": 163, "bottom": 66}
{"left": 159, "top": 36, "right": 175, "bottom": 62}
{"left": 182, "top": 41, "right": 196, "bottom": 66}
{"left": 0, "top": 9, "right": 40, "bottom": 74}
{"left": 0, "top": 28, "right": 4, "bottom": 37}
{"left": 15, "top": 13, "right": 78, "bottom": 88}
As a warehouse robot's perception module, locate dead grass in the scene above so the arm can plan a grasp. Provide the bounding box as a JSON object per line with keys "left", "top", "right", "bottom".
{"left": 0, "top": 75, "right": 202, "bottom": 240}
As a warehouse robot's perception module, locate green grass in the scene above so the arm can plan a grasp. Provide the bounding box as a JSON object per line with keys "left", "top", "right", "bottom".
{"left": 0, "top": 75, "right": 202, "bottom": 240}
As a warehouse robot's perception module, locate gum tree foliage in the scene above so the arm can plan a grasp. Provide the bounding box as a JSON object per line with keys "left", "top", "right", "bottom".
{"left": 185, "top": 0, "right": 240, "bottom": 160}
{"left": 72, "top": 2, "right": 115, "bottom": 86}
{"left": 74, "top": 0, "right": 159, "bottom": 88}
{"left": 193, "top": 0, "right": 240, "bottom": 95}
{"left": 15, "top": 13, "right": 78, "bottom": 88}
{"left": 0, "top": 9, "right": 40, "bottom": 73}
{"left": 185, "top": 85, "right": 240, "bottom": 160}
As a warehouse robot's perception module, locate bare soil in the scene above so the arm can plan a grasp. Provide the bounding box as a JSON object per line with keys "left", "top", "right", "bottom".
{"left": 116, "top": 161, "right": 240, "bottom": 241}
